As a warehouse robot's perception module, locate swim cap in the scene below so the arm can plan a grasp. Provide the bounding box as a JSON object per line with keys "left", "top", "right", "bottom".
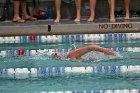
{"left": 51, "top": 52, "right": 64, "bottom": 60}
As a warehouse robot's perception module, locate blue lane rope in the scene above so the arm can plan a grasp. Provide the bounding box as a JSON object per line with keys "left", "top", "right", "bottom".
{"left": 0, "top": 47, "right": 140, "bottom": 57}
{"left": 0, "top": 66, "right": 140, "bottom": 79}
{"left": 0, "top": 33, "right": 140, "bottom": 43}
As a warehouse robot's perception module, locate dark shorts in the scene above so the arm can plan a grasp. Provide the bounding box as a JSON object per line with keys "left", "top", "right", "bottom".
{"left": 13, "top": 0, "right": 26, "bottom": 1}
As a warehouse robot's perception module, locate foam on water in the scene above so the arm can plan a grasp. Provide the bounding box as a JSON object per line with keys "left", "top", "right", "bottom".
{"left": 108, "top": 52, "right": 123, "bottom": 59}
{"left": 81, "top": 51, "right": 123, "bottom": 62}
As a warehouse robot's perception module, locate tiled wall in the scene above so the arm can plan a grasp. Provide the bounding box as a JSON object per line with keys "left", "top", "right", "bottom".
{"left": 0, "top": 0, "right": 140, "bottom": 19}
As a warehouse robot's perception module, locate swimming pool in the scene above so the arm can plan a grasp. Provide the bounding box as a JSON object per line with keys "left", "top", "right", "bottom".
{"left": 0, "top": 33, "right": 140, "bottom": 93}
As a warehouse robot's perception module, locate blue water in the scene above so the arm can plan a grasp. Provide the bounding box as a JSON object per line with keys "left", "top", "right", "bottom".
{"left": 0, "top": 41, "right": 140, "bottom": 92}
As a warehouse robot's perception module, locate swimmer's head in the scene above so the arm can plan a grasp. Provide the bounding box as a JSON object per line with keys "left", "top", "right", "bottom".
{"left": 51, "top": 52, "right": 64, "bottom": 60}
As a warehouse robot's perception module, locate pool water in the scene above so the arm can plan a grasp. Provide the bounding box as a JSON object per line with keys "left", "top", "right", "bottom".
{"left": 0, "top": 40, "right": 140, "bottom": 92}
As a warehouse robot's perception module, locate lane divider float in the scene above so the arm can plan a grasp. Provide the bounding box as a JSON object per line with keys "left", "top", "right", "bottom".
{"left": 0, "top": 66, "right": 140, "bottom": 79}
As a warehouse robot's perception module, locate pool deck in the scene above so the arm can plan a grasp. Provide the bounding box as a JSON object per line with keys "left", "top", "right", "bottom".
{"left": 0, "top": 18, "right": 140, "bottom": 36}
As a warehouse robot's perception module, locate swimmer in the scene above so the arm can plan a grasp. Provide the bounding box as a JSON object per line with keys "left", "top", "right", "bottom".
{"left": 51, "top": 44, "right": 116, "bottom": 62}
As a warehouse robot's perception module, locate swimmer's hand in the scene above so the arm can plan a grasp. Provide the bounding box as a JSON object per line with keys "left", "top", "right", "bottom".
{"left": 103, "top": 48, "right": 116, "bottom": 56}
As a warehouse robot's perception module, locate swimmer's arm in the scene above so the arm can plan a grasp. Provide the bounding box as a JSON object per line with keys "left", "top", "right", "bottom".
{"left": 87, "top": 45, "right": 116, "bottom": 56}
{"left": 100, "top": 48, "right": 116, "bottom": 56}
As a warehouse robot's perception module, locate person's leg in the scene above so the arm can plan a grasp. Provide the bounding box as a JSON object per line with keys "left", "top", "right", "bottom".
{"left": 124, "top": 0, "right": 130, "bottom": 19}
{"left": 21, "top": 0, "right": 28, "bottom": 18}
{"left": 21, "top": 0, "right": 36, "bottom": 20}
{"left": 13, "top": 0, "right": 25, "bottom": 22}
{"left": 55, "top": 0, "right": 61, "bottom": 23}
{"left": 88, "top": 0, "right": 96, "bottom": 22}
{"left": 108, "top": 0, "right": 116, "bottom": 22}
{"left": 74, "top": 0, "right": 81, "bottom": 22}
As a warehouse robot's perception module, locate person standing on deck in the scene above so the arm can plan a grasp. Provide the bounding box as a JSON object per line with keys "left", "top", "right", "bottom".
{"left": 108, "top": 0, "right": 131, "bottom": 22}
{"left": 55, "top": 0, "right": 96, "bottom": 23}
{"left": 13, "top": 0, "right": 36, "bottom": 23}
{"left": 108, "top": 0, "right": 116, "bottom": 22}
{"left": 124, "top": 0, "right": 130, "bottom": 20}
{"left": 74, "top": 0, "right": 96, "bottom": 23}
{"left": 55, "top": 0, "right": 75, "bottom": 23}
{"left": 54, "top": 0, "right": 61, "bottom": 23}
